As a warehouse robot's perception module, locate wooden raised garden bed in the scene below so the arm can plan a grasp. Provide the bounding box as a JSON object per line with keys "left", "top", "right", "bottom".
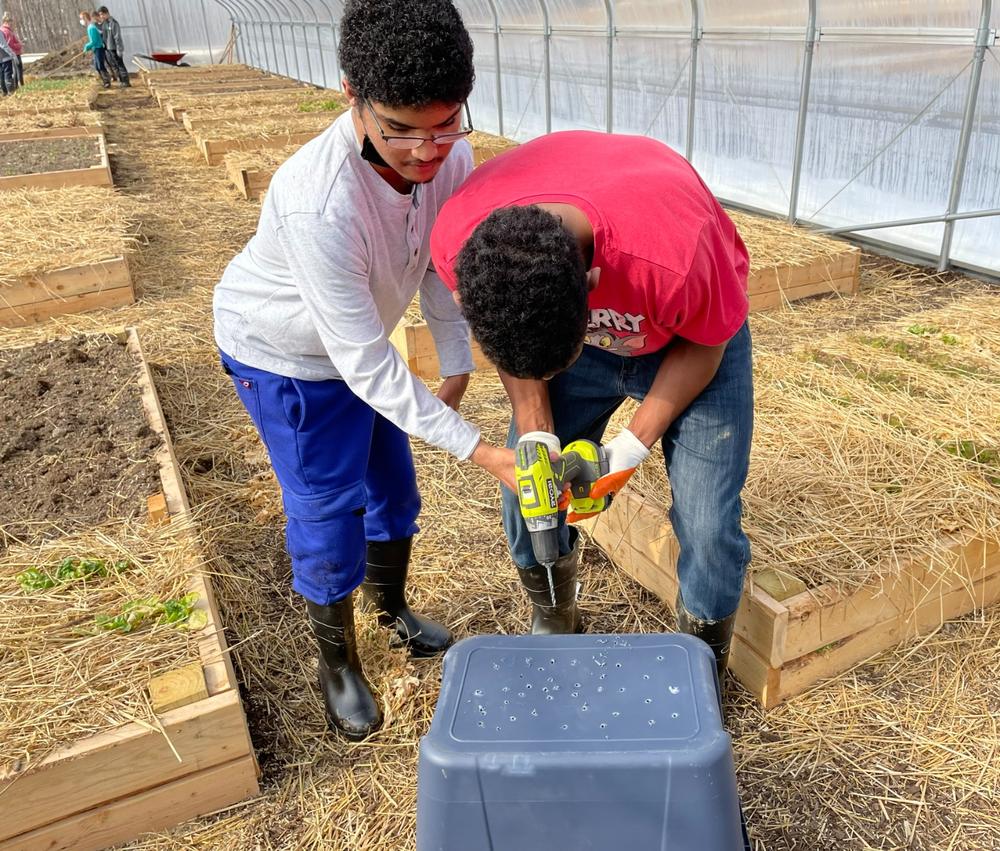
{"left": 0, "top": 128, "right": 112, "bottom": 191}
{"left": 162, "top": 87, "right": 323, "bottom": 122}
{"left": 0, "top": 256, "right": 133, "bottom": 328}
{"left": 582, "top": 489, "right": 1000, "bottom": 708}
{"left": 152, "top": 78, "right": 304, "bottom": 109}
{"left": 197, "top": 124, "right": 328, "bottom": 167}
{"left": 0, "top": 328, "right": 259, "bottom": 851}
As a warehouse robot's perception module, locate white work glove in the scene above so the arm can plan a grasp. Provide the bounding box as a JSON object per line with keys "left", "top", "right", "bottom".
{"left": 591, "top": 428, "right": 650, "bottom": 500}
{"left": 518, "top": 431, "right": 561, "bottom": 456}
{"left": 567, "top": 429, "right": 650, "bottom": 523}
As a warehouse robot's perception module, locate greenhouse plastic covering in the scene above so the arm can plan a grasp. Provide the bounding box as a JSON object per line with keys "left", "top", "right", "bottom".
{"left": 119, "top": 0, "right": 998, "bottom": 277}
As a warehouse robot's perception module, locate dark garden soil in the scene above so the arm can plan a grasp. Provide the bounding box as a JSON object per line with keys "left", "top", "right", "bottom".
{"left": 0, "top": 334, "right": 162, "bottom": 548}
{"left": 0, "top": 137, "right": 101, "bottom": 176}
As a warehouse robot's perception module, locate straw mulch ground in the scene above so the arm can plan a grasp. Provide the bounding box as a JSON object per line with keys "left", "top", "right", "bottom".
{"left": 0, "top": 110, "right": 101, "bottom": 132}
{"left": 163, "top": 87, "right": 326, "bottom": 116}
{"left": 624, "top": 294, "right": 1000, "bottom": 592}
{"left": 194, "top": 111, "right": 344, "bottom": 141}
{"left": 184, "top": 95, "right": 347, "bottom": 125}
{"left": 0, "top": 77, "right": 96, "bottom": 114}
{"left": 1, "top": 82, "right": 998, "bottom": 850}
{"left": 0, "top": 519, "right": 206, "bottom": 776}
{"left": 730, "top": 208, "right": 851, "bottom": 271}
{"left": 0, "top": 187, "right": 136, "bottom": 285}
{"left": 224, "top": 143, "right": 305, "bottom": 176}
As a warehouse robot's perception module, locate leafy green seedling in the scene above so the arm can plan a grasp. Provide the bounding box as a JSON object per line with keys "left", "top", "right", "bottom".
{"left": 95, "top": 592, "right": 208, "bottom": 634}
{"left": 16, "top": 557, "right": 131, "bottom": 592}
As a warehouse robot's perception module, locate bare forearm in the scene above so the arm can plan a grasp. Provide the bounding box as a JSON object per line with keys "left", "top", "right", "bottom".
{"left": 499, "top": 370, "right": 554, "bottom": 435}
{"left": 628, "top": 338, "right": 727, "bottom": 447}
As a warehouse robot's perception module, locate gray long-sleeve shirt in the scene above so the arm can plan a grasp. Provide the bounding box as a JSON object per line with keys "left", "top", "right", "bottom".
{"left": 214, "top": 111, "right": 481, "bottom": 460}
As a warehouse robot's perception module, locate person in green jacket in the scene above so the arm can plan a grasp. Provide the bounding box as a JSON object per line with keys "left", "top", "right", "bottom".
{"left": 80, "top": 10, "right": 111, "bottom": 89}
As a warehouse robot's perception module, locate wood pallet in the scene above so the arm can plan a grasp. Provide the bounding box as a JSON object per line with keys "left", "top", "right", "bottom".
{"left": 0, "top": 256, "right": 134, "bottom": 328}
{"left": 391, "top": 242, "right": 862, "bottom": 380}
{"left": 582, "top": 489, "right": 1000, "bottom": 708}
{"left": 0, "top": 128, "right": 113, "bottom": 191}
{"left": 198, "top": 127, "right": 326, "bottom": 167}
{"left": 0, "top": 328, "right": 259, "bottom": 851}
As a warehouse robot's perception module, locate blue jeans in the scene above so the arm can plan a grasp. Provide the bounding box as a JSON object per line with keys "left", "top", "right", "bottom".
{"left": 221, "top": 352, "right": 421, "bottom": 605}
{"left": 501, "top": 322, "right": 754, "bottom": 621}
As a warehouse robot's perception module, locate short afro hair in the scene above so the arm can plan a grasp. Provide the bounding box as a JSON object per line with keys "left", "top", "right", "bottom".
{"left": 338, "top": 0, "right": 474, "bottom": 108}
{"left": 456, "top": 207, "right": 589, "bottom": 379}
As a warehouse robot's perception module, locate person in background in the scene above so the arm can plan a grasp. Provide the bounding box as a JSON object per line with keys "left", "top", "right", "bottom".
{"left": 1, "top": 14, "right": 24, "bottom": 89}
{"left": 96, "top": 7, "right": 129, "bottom": 88}
{"left": 80, "top": 10, "right": 110, "bottom": 89}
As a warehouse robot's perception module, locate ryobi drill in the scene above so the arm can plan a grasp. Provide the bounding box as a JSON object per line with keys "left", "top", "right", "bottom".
{"left": 514, "top": 436, "right": 609, "bottom": 574}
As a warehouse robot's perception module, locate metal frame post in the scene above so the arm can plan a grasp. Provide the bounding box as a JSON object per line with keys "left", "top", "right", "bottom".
{"left": 270, "top": 0, "right": 302, "bottom": 79}
{"left": 536, "top": 0, "right": 552, "bottom": 133}
{"left": 165, "top": 0, "right": 182, "bottom": 53}
{"left": 313, "top": 0, "right": 341, "bottom": 88}
{"left": 601, "top": 0, "right": 614, "bottom": 132}
{"left": 938, "top": 0, "right": 994, "bottom": 271}
{"left": 287, "top": 0, "right": 315, "bottom": 83}
{"left": 686, "top": 0, "right": 702, "bottom": 161}
{"left": 198, "top": 0, "right": 215, "bottom": 62}
{"left": 483, "top": 0, "right": 504, "bottom": 136}
{"left": 788, "top": 0, "right": 818, "bottom": 224}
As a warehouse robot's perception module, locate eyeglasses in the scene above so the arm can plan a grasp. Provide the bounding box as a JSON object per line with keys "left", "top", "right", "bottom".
{"left": 363, "top": 99, "right": 474, "bottom": 150}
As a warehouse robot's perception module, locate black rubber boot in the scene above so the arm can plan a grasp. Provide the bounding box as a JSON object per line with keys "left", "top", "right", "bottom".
{"left": 306, "top": 596, "right": 383, "bottom": 741}
{"left": 675, "top": 591, "right": 738, "bottom": 682}
{"left": 517, "top": 542, "right": 582, "bottom": 634}
{"left": 361, "top": 538, "right": 452, "bottom": 658}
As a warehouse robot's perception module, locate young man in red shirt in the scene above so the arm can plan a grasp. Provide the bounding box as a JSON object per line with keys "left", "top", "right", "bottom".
{"left": 430, "top": 131, "right": 753, "bottom": 677}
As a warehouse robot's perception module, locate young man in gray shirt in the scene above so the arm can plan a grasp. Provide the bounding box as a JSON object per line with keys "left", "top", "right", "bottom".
{"left": 214, "top": 0, "right": 512, "bottom": 740}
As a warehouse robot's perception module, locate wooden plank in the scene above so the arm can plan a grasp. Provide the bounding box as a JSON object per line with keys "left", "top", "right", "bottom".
{"left": 0, "top": 126, "right": 100, "bottom": 142}
{"left": 128, "top": 328, "right": 190, "bottom": 518}
{"left": 0, "top": 257, "right": 131, "bottom": 309}
{"left": 1, "top": 756, "right": 259, "bottom": 851}
{"left": 200, "top": 129, "right": 325, "bottom": 166}
{"left": 146, "top": 492, "right": 169, "bottom": 525}
{"left": 0, "top": 285, "right": 134, "bottom": 328}
{"left": 779, "top": 535, "right": 1000, "bottom": 664}
{"left": 742, "top": 563, "right": 1000, "bottom": 708}
{"left": 749, "top": 273, "right": 859, "bottom": 312}
{"left": 128, "top": 328, "right": 239, "bottom": 697}
{"left": 149, "top": 662, "right": 209, "bottom": 714}
{"left": 388, "top": 322, "right": 493, "bottom": 379}
{"left": 183, "top": 106, "right": 316, "bottom": 133}
{"left": 0, "top": 690, "right": 253, "bottom": 841}
{"left": 747, "top": 248, "right": 860, "bottom": 297}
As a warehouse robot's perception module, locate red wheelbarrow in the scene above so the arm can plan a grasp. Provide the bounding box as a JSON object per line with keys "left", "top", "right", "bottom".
{"left": 135, "top": 51, "right": 190, "bottom": 67}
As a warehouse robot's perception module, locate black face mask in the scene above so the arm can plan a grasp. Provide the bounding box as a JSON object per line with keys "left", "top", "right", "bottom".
{"left": 360, "top": 133, "right": 391, "bottom": 168}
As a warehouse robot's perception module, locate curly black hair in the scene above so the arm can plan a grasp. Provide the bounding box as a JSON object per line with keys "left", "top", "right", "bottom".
{"left": 338, "top": 0, "right": 474, "bottom": 108}
{"left": 456, "top": 207, "right": 590, "bottom": 379}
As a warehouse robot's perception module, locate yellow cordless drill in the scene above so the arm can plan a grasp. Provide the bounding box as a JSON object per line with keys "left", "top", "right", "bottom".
{"left": 514, "top": 436, "right": 609, "bottom": 579}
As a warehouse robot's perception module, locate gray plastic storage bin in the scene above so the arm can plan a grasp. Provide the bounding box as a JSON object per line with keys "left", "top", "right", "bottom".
{"left": 417, "top": 633, "right": 745, "bottom": 851}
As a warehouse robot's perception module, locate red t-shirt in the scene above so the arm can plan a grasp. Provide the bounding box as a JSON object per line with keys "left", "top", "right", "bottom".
{"left": 431, "top": 131, "right": 749, "bottom": 355}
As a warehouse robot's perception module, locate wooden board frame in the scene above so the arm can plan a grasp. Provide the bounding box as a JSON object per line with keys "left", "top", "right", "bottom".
{"left": 582, "top": 489, "right": 1000, "bottom": 709}
{"left": 0, "top": 256, "right": 134, "bottom": 328}
{"left": 0, "top": 328, "right": 258, "bottom": 850}
{"left": 197, "top": 127, "right": 326, "bottom": 166}
{"left": 389, "top": 245, "right": 863, "bottom": 380}
{"left": 0, "top": 128, "right": 113, "bottom": 191}
{"left": 225, "top": 156, "right": 274, "bottom": 201}
{"left": 162, "top": 87, "right": 321, "bottom": 122}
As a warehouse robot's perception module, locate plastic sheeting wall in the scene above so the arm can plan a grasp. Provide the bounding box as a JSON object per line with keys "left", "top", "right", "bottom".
{"left": 148, "top": 1, "right": 998, "bottom": 278}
